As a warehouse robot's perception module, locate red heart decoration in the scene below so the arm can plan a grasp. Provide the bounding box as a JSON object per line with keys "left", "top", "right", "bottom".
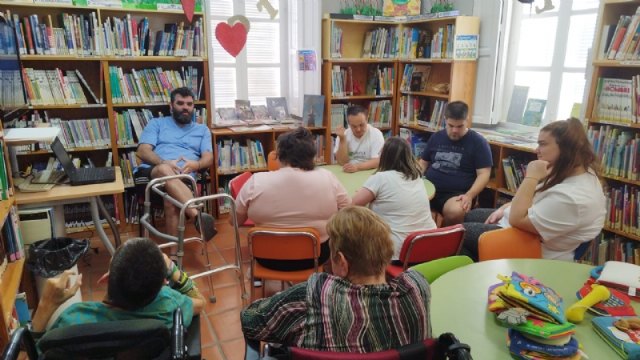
{"left": 215, "top": 22, "right": 247, "bottom": 58}
{"left": 181, "top": 0, "right": 195, "bottom": 23}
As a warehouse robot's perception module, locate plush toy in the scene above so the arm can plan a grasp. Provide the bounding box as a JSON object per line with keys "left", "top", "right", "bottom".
{"left": 566, "top": 284, "right": 610, "bottom": 323}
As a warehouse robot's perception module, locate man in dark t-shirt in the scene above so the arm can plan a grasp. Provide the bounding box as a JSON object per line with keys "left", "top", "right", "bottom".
{"left": 419, "top": 101, "right": 492, "bottom": 226}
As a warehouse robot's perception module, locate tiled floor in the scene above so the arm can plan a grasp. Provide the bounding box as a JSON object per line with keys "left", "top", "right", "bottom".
{"left": 75, "top": 219, "right": 280, "bottom": 360}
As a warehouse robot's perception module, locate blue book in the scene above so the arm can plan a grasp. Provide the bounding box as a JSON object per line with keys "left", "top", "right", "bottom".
{"left": 592, "top": 316, "right": 640, "bottom": 359}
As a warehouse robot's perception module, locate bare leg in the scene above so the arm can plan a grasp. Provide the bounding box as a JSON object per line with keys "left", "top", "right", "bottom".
{"left": 151, "top": 164, "right": 198, "bottom": 236}
{"left": 442, "top": 196, "right": 466, "bottom": 226}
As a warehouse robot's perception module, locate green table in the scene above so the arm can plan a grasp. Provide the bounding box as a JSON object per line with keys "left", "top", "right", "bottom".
{"left": 430, "top": 259, "right": 636, "bottom": 359}
{"left": 321, "top": 164, "right": 435, "bottom": 198}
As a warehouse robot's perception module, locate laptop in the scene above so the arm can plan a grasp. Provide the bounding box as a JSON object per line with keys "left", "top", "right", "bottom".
{"left": 50, "top": 137, "right": 116, "bottom": 186}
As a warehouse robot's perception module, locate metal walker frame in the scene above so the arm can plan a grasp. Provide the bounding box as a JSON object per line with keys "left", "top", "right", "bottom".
{"left": 139, "top": 174, "right": 248, "bottom": 303}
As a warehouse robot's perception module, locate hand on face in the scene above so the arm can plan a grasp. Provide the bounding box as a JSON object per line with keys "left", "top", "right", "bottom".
{"left": 526, "top": 160, "right": 551, "bottom": 181}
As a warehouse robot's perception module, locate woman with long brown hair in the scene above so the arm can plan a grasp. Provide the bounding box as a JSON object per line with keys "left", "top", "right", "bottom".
{"left": 461, "top": 118, "right": 606, "bottom": 261}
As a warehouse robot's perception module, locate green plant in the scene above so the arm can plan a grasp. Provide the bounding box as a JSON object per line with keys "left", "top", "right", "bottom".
{"left": 430, "top": 0, "right": 455, "bottom": 13}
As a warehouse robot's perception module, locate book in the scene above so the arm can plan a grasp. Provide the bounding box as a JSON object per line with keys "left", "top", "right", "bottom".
{"left": 507, "top": 85, "right": 529, "bottom": 124}
{"left": 217, "top": 107, "right": 238, "bottom": 121}
{"left": 266, "top": 97, "right": 290, "bottom": 121}
{"left": 302, "top": 95, "right": 325, "bottom": 127}
{"left": 522, "top": 98, "right": 546, "bottom": 127}
{"left": 592, "top": 316, "right": 640, "bottom": 359}
{"left": 250, "top": 105, "right": 270, "bottom": 121}
{"left": 235, "top": 99, "right": 254, "bottom": 121}
{"left": 75, "top": 70, "right": 101, "bottom": 104}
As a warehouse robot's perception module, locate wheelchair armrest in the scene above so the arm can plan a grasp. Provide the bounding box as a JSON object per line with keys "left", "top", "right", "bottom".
{"left": 1, "top": 327, "right": 38, "bottom": 360}
{"left": 172, "top": 308, "right": 185, "bottom": 360}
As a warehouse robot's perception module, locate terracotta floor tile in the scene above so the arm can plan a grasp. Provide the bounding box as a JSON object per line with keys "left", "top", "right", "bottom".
{"left": 199, "top": 314, "right": 218, "bottom": 348}
{"left": 203, "top": 284, "right": 247, "bottom": 315}
{"left": 201, "top": 344, "right": 225, "bottom": 360}
{"left": 220, "top": 337, "right": 247, "bottom": 360}
{"left": 208, "top": 309, "right": 243, "bottom": 343}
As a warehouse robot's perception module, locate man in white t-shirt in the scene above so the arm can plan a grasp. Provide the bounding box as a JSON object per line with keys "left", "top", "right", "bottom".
{"left": 334, "top": 105, "right": 385, "bottom": 173}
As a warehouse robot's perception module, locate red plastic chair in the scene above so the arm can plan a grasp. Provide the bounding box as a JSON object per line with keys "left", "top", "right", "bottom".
{"left": 229, "top": 171, "right": 254, "bottom": 226}
{"left": 386, "top": 224, "right": 466, "bottom": 278}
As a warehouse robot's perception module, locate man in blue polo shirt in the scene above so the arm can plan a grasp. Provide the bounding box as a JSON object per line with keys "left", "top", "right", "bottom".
{"left": 136, "top": 87, "right": 216, "bottom": 240}
{"left": 419, "top": 101, "right": 492, "bottom": 226}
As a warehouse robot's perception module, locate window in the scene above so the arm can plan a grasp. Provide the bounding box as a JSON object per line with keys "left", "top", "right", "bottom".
{"left": 502, "top": 0, "right": 599, "bottom": 125}
{"left": 206, "top": 0, "right": 286, "bottom": 108}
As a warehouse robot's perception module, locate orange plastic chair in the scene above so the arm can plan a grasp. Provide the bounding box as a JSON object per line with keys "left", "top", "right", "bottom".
{"left": 386, "top": 224, "right": 466, "bottom": 278}
{"left": 267, "top": 150, "right": 280, "bottom": 171}
{"left": 248, "top": 227, "right": 323, "bottom": 299}
{"left": 478, "top": 227, "right": 542, "bottom": 261}
{"left": 229, "top": 171, "right": 254, "bottom": 226}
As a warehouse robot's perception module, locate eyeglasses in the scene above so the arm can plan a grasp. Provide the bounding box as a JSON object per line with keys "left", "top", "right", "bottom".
{"left": 174, "top": 100, "right": 193, "bottom": 106}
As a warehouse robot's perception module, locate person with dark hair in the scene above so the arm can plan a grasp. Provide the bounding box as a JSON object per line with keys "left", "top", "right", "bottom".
{"left": 353, "top": 137, "right": 436, "bottom": 259}
{"left": 241, "top": 206, "right": 432, "bottom": 356}
{"left": 235, "top": 127, "right": 351, "bottom": 271}
{"left": 334, "top": 105, "right": 385, "bottom": 173}
{"left": 418, "top": 101, "right": 493, "bottom": 226}
{"left": 136, "top": 87, "right": 216, "bottom": 241}
{"left": 461, "top": 118, "right": 606, "bottom": 261}
{"left": 30, "top": 238, "right": 205, "bottom": 336}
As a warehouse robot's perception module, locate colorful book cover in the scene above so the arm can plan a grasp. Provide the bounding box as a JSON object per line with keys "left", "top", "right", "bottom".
{"left": 592, "top": 316, "right": 640, "bottom": 359}
{"left": 522, "top": 98, "right": 546, "bottom": 127}
{"left": 498, "top": 272, "right": 566, "bottom": 324}
{"left": 266, "top": 97, "right": 290, "bottom": 121}
{"left": 302, "top": 95, "right": 324, "bottom": 127}
{"left": 383, "top": 0, "right": 420, "bottom": 16}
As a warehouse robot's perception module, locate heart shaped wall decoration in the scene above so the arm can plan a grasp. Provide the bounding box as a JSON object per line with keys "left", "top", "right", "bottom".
{"left": 180, "top": 0, "right": 195, "bottom": 23}
{"left": 216, "top": 18, "right": 249, "bottom": 58}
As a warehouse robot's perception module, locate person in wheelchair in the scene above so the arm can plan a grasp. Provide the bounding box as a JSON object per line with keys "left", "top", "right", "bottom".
{"left": 241, "top": 206, "right": 432, "bottom": 356}
{"left": 30, "top": 238, "right": 205, "bottom": 338}
{"left": 136, "top": 86, "right": 216, "bottom": 241}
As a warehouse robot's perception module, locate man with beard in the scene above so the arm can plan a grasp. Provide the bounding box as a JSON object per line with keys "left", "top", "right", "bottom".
{"left": 136, "top": 87, "right": 216, "bottom": 240}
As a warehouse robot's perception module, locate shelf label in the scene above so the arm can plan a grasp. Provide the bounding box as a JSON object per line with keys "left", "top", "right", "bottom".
{"left": 157, "top": 3, "right": 183, "bottom": 11}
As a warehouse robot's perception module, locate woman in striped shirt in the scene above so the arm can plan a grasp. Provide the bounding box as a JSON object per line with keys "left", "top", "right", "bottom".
{"left": 241, "top": 206, "right": 432, "bottom": 356}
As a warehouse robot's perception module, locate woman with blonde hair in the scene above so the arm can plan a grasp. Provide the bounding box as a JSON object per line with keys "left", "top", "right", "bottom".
{"left": 353, "top": 136, "right": 436, "bottom": 260}
{"left": 462, "top": 118, "right": 606, "bottom": 261}
{"left": 241, "top": 206, "right": 432, "bottom": 355}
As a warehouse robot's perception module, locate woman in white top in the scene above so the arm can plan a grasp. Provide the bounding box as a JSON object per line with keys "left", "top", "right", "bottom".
{"left": 353, "top": 137, "right": 437, "bottom": 260}
{"left": 462, "top": 118, "right": 606, "bottom": 261}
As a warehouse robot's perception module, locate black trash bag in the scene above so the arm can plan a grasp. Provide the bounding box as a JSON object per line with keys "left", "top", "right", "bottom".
{"left": 27, "top": 237, "right": 90, "bottom": 278}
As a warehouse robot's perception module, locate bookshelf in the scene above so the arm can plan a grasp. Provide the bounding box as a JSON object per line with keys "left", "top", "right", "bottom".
{"left": 321, "top": 14, "right": 480, "bottom": 164}
{"left": 0, "top": 1, "right": 210, "bottom": 230}
{"left": 584, "top": 0, "right": 640, "bottom": 263}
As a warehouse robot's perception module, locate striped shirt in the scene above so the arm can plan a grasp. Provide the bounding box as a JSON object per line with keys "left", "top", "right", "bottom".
{"left": 240, "top": 270, "right": 431, "bottom": 353}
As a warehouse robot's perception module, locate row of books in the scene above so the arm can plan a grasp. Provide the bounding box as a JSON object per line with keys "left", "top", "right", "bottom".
{"left": 398, "top": 27, "right": 433, "bottom": 60}
{"left": 501, "top": 156, "right": 528, "bottom": 193}
{"left": 604, "top": 183, "right": 640, "bottom": 237}
{"left": 216, "top": 138, "right": 267, "bottom": 174}
{"left": 399, "top": 64, "right": 432, "bottom": 92}
{"left": 600, "top": 7, "right": 640, "bottom": 61}
{"left": 108, "top": 65, "right": 202, "bottom": 104}
{"left": 63, "top": 195, "right": 118, "bottom": 230}
{"left": 398, "top": 97, "right": 448, "bottom": 130}
{"left": 0, "top": 70, "right": 25, "bottom": 109}
{"left": 330, "top": 65, "right": 354, "bottom": 97}
{"left": 362, "top": 27, "right": 400, "bottom": 59}
{"left": 214, "top": 97, "right": 298, "bottom": 127}
{"left": 0, "top": 207, "right": 24, "bottom": 275}
{"left": 0, "top": 141, "right": 13, "bottom": 201}
{"left": 588, "top": 125, "right": 640, "bottom": 181}
{"left": 21, "top": 68, "right": 98, "bottom": 105}
{"left": 428, "top": 24, "right": 455, "bottom": 59}
{"left": 119, "top": 150, "right": 138, "bottom": 187}
{"left": 114, "top": 108, "right": 154, "bottom": 145}
{"left": 365, "top": 64, "right": 394, "bottom": 96}
{"left": 367, "top": 100, "right": 392, "bottom": 128}
{"left": 593, "top": 77, "right": 640, "bottom": 124}
{"left": 590, "top": 234, "right": 640, "bottom": 266}
{"left": 50, "top": 118, "right": 111, "bottom": 149}
{"left": 9, "top": 11, "right": 204, "bottom": 57}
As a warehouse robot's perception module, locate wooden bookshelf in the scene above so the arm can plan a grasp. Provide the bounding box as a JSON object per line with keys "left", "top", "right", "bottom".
{"left": 3, "top": 1, "right": 211, "bottom": 230}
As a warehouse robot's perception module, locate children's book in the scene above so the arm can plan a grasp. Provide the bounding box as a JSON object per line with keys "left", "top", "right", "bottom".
{"left": 507, "top": 329, "right": 580, "bottom": 360}
{"left": 267, "top": 97, "right": 295, "bottom": 123}
{"left": 235, "top": 99, "right": 254, "bottom": 121}
{"left": 251, "top": 105, "right": 271, "bottom": 121}
{"left": 302, "top": 95, "right": 325, "bottom": 127}
{"left": 496, "top": 272, "right": 566, "bottom": 324}
{"left": 592, "top": 316, "right": 640, "bottom": 359}
{"left": 577, "top": 279, "right": 636, "bottom": 317}
{"left": 410, "top": 65, "right": 431, "bottom": 92}
{"left": 522, "top": 98, "right": 546, "bottom": 127}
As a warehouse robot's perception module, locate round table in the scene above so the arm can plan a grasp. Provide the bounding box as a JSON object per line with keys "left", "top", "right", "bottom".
{"left": 430, "top": 259, "right": 637, "bottom": 359}
{"left": 321, "top": 164, "right": 435, "bottom": 198}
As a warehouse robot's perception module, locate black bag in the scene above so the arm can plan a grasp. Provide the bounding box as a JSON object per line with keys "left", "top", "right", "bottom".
{"left": 27, "top": 237, "right": 89, "bottom": 278}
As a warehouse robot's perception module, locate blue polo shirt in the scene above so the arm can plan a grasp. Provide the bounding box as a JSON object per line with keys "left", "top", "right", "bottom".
{"left": 138, "top": 116, "right": 212, "bottom": 169}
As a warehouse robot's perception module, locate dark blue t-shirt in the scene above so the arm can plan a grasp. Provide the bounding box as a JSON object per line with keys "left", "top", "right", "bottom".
{"left": 420, "top": 130, "right": 492, "bottom": 192}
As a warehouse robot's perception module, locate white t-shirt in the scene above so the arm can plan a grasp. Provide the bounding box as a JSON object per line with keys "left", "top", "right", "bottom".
{"left": 363, "top": 170, "right": 437, "bottom": 259}
{"left": 333, "top": 125, "right": 385, "bottom": 164}
{"left": 497, "top": 171, "right": 606, "bottom": 261}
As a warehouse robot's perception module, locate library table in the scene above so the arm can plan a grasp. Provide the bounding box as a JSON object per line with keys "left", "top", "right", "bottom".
{"left": 430, "top": 259, "right": 638, "bottom": 359}
{"left": 322, "top": 164, "right": 435, "bottom": 199}
{"left": 16, "top": 167, "right": 124, "bottom": 255}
